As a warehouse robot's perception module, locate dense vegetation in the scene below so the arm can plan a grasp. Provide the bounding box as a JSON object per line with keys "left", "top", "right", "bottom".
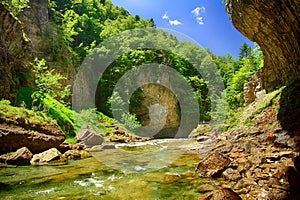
{"left": 0, "top": 0, "right": 264, "bottom": 139}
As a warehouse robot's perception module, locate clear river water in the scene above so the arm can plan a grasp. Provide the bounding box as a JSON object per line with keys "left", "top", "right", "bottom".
{"left": 0, "top": 139, "right": 208, "bottom": 200}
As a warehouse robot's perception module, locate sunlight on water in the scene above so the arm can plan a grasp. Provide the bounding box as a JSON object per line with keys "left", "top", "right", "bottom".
{"left": 0, "top": 139, "right": 205, "bottom": 200}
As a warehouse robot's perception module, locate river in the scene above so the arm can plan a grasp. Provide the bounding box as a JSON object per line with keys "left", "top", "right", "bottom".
{"left": 0, "top": 139, "right": 209, "bottom": 200}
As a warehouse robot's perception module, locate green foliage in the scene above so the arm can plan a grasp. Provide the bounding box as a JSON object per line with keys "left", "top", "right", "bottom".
{"left": 31, "top": 58, "right": 71, "bottom": 107}
{"left": 120, "top": 112, "right": 141, "bottom": 131}
{"left": 1, "top": 0, "right": 29, "bottom": 17}
{"left": 15, "top": 86, "right": 35, "bottom": 109}
{"left": 0, "top": 99, "right": 57, "bottom": 130}
{"left": 43, "top": 95, "right": 75, "bottom": 137}
{"left": 215, "top": 43, "right": 264, "bottom": 112}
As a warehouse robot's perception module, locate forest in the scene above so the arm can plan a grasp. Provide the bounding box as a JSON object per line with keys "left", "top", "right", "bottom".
{"left": 1, "top": 0, "right": 263, "bottom": 140}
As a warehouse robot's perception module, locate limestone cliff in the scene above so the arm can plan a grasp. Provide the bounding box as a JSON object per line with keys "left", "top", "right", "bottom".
{"left": 0, "top": 4, "right": 32, "bottom": 101}
{"left": 227, "top": 0, "right": 300, "bottom": 94}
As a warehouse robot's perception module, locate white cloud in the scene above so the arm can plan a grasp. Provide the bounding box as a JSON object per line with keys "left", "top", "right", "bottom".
{"left": 169, "top": 19, "right": 182, "bottom": 26}
{"left": 162, "top": 12, "right": 169, "bottom": 20}
{"left": 196, "top": 17, "right": 204, "bottom": 25}
{"left": 192, "top": 6, "right": 206, "bottom": 16}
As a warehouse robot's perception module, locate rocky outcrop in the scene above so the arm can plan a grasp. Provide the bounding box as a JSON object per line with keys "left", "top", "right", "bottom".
{"left": 193, "top": 89, "right": 300, "bottom": 199}
{"left": 227, "top": 0, "right": 300, "bottom": 94}
{"left": 19, "top": 0, "right": 48, "bottom": 54}
{"left": 0, "top": 4, "right": 32, "bottom": 101}
{"left": 0, "top": 123, "right": 65, "bottom": 154}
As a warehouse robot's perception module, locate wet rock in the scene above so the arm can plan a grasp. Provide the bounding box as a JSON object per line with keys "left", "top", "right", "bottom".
{"left": 196, "top": 152, "right": 231, "bottom": 178}
{"left": 222, "top": 168, "right": 241, "bottom": 181}
{"left": 30, "top": 148, "right": 65, "bottom": 165}
{"left": 63, "top": 150, "right": 91, "bottom": 160}
{"left": 198, "top": 188, "right": 242, "bottom": 200}
{"left": 6, "top": 147, "right": 33, "bottom": 165}
{"left": 76, "top": 126, "right": 104, "bottom": 148}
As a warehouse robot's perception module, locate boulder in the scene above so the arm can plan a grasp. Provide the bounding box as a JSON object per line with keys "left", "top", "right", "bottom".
{"left": 199, "top": 188, "right": 242, "bottom": 200}
{"left": 0, "top": 123, "right": 65, "bottom": 154}
{"left": 6, "top": 147, "right": 33, "bottom": 165}
{"left": 76, "top": 126, "right": 104, "bottom": 148}
{"left": 63, "top": 150, "right": 91, "bottom": 160}
{"left": 30, "top": 148, "right": 65, "bottom": 165}
{"left": 196, "top": 152, "right": 231, "bottom": 178}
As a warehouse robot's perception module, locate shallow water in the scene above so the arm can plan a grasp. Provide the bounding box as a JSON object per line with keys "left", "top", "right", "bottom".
{"left": 0, "top": 139, "right": 206, "bottom": 200}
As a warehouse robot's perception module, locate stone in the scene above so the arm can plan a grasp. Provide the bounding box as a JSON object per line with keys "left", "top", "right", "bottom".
{"left": 233, "top": 178, "right": 257, "bottom": 190}
{"left": 6, "top": 147, "right": 33, "bottom": 165}
{"left": 222, "top": 168, "right": 241, "bottom": 181}
{"left": 196, "top": 151, "right": 231, "bottom": 178}
{"left": 0, "top": 123, "right": 66, "bottom": 154}
{"left": 198, "top": 188, "right": 242, "bottom": 200}
{"left": 63, "top": 150, "right": 91, "bottom": 160}
{"left": 30, "top": 148, "right": 65, "bottom": 165}
{"left": 76, "top": 126, "right": 104, "bottom": 148}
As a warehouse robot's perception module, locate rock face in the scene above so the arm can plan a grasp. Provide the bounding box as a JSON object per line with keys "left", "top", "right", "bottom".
{"left": 19, "top": 0, "right": 48, "bottom": 54}
{"left": 0, "top": 123, "right": 65, "bottom": 154}
{"left": 227, "top": 0, "right": 300, "bottom": 99}
{"left": 130, "top": 83, "right": 181, "bottom": 138}
{"left": 0, "top": 4, "right": 32, "bottom": 101}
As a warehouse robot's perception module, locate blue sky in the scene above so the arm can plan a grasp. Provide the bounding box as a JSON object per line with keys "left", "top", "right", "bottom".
{"left": 110, "top": 0, "right": 254, "bottom": 58}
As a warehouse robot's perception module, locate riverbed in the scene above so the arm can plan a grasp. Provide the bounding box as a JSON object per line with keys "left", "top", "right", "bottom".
{"left": 0, "top": 139, "right": 209, "bottom": 199}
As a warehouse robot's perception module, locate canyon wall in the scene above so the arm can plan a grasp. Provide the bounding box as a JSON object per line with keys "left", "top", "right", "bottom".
{"left": 227, "top": 0, "right": 300, "bottom": 100}
{"left": 0, "top": 4, "right": 32, "bottom": 101}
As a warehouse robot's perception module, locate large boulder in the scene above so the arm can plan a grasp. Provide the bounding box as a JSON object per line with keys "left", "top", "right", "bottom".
{"left": 76, "top": 126, "right": 104, "bottom": 148}
{"left": 5, "top": 147, "right": 33, "bottom": 165}
{"left": 0, "top": 123, "right": 65, "bottom": 154}
{"left": 30, "top": 148, "right": 65, "bottom": 165}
